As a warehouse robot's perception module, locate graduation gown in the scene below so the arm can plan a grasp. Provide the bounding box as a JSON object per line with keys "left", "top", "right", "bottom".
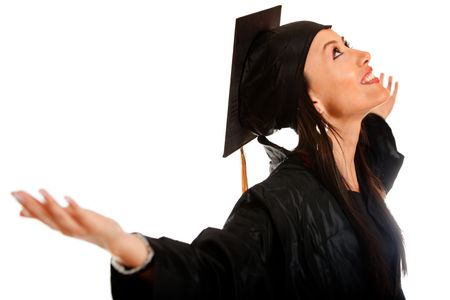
{"left": 110, "top": 113, "right": 406, "bottom": 299}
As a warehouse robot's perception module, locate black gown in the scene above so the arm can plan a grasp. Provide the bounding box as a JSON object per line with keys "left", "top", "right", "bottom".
{"left": 110, "top": 114, "right": 406, "bottom": 299}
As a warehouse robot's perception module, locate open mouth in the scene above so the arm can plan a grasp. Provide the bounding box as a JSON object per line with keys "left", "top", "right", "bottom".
{"left": 361, "top": 68, "right": 380, "bottom": 85}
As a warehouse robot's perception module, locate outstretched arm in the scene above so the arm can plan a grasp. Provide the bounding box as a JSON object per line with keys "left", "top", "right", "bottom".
{"left": 11, "top": 189, "right": 151, "bottom": 269}
{"left": 12, "top": 188, "right": 278, "bottom": 299}
{"left": 111, "top": 188, "right": 278, "bottom": 300}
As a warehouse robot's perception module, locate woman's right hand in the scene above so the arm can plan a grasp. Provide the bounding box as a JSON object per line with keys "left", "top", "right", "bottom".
{"left": 11, "top": 189, "right": 151, "bottom": 268}
{"left": 370, "top": 73, "right": 398, "bottom": 119}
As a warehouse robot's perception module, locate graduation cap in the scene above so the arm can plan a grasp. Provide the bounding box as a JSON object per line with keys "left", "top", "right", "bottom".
{"left": 223, "top": 5, "right": 282, "bottom": 159}
{"left": 223, "top": 5, "right": 331, "bottom": 191}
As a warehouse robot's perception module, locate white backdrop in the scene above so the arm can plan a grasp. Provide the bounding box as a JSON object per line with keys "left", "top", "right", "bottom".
{"left": 1, "top": 1, "right": 448, "bottom": 299}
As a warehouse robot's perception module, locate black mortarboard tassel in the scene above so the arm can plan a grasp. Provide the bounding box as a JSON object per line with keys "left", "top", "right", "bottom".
{"left": 223, "top": 5, "right": 331, "bottom": 158}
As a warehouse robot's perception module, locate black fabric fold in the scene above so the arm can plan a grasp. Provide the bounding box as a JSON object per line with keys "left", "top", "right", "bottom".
{"left": 361, "top": 113, "right": 404, "bottom": 193}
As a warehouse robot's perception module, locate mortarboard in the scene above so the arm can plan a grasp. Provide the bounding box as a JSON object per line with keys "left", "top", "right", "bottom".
{"left": 223, "top": 5, "right": 331, "bottom": 191}
{"left": 223, "top": 5, "right": 282, "bottom": 158}
{"left": 223, "top": 5, "right": 332, "bottom": 157}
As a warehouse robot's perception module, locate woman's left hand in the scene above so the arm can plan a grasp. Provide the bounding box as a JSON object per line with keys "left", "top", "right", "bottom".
{"left": 370, "top": 73, "right": 398, "bottom": 119}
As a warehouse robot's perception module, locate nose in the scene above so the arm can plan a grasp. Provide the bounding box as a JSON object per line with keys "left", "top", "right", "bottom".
{"left": 357, "top": 50, "right": 371, "bottom": 66}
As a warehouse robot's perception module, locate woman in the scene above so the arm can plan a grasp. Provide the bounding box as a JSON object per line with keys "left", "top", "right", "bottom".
{"left": 11, "top": 6, "right": 406, "bottom": 300}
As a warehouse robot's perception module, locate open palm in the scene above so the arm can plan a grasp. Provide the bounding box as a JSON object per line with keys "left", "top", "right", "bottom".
{"left": 12, "top": 189, "right": 124, "bottom": 251}
{"left": 371, "top": 73, "right": 399, "bottom": 119}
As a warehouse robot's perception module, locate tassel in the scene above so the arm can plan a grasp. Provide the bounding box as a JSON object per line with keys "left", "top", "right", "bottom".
{"left": 240, "top": 147, "right": 248, "bottom": 193}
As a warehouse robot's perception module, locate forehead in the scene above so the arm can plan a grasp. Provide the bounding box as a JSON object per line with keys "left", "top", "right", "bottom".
{"left": 304, "top": 28, "right": 342, "bottom": 75}
{"left": 310, "top": 28, "right": 342, "bottom": 50}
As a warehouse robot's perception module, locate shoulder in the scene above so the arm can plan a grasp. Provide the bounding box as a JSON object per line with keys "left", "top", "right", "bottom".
{"left": 253, "top": 154, "right": 322, "bottom": 198}
{"left": 361, "top": 113, "right": 404, "bottom": 193}
{"left": 247, "top": 155, "right": 344, "bottom": 227}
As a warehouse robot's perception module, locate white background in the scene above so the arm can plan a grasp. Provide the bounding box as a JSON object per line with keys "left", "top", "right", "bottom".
{"left": 1, "top": 0, "right": 448, "bottom": 299}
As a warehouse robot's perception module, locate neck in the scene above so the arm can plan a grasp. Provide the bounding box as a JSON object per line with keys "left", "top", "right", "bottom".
{"left": 326, "top": 117, "right": 362, "bottom": 192}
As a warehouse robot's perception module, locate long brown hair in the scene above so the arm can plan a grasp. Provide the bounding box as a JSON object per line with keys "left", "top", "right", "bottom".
{"left": 294, "top": 77, "right": 407, "bottom": 298}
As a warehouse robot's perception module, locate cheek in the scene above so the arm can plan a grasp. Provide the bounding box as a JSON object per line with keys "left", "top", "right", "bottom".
{"left": 328, "top": 73, "right": 388, "bottom": 116}
{"left": 321, "top": 74, "right": 358, "bottom": 115}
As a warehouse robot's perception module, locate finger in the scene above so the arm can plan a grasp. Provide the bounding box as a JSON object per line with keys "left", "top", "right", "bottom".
{"left": 64, "top": 196, "right": 83, "bottom": 218}
{"left": 12, "top": 191, "right": 60, "bottom": 230}
{"left": 39, "top": 189, "right": 59, "bottom": 205}
{"left": 380, "top": 73, "right": 384, "bottom": 85}
{"left": 20, "top": 207, "right": 33, "bottom": 218}
{"left": 64, "top": 196, "right": 98, "bottom": 230}
{"left": 64, "top": 195, "right": 81, "bottom": 210}
{"left": 387, "top": 75, "right": 393, "bottom": 91}
{"left": 38, "top": 190, "right": 86, "bottom": 237}
{"left": 392, "top": 81, "right": 398, "bottom": 98}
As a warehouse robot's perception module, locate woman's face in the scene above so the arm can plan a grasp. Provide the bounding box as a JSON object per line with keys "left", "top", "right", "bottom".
{"left": 304, "top": 29, "right": 389, "bottom": 121}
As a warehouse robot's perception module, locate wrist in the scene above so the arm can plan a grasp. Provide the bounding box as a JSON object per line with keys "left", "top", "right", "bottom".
{"left": 107, "top": 230, "right": 129, "bottom": 256}
{"left": 109, "top": 232, "right": 152, "bottom": 268}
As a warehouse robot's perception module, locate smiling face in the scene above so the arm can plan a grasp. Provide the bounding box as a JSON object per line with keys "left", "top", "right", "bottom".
{"left": 304, "top": 29, "right": 389, "bottom": 122}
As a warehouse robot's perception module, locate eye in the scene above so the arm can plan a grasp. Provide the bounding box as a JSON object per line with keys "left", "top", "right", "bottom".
{"left": 333, "top": 47, "right": 343, "bottom": 59}
{"left": 333, "top": 38, "right": 352, "bottom": 60}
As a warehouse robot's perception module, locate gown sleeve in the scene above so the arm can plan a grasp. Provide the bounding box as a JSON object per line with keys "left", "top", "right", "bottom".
{"left": 110, "top": 188, "right": 280, "bottom": 300}
{"left": 361, "top": 113, "right": 405, "bottom": 193}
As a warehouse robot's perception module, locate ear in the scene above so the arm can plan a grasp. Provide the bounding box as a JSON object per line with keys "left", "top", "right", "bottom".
{"left": 309, "top": 93, "right": 325, "bottom": 115}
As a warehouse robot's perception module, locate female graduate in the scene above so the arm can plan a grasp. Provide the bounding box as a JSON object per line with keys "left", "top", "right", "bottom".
{"left": 11, "top": 5, "right": 407, "bottom": 300}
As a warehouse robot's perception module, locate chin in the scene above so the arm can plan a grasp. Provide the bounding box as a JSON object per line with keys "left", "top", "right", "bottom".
{"left": 378, "top": 86, "right": 390, "bottom": 104}
{"left": 368, "top": 85, "right": 389, "bottom": 107}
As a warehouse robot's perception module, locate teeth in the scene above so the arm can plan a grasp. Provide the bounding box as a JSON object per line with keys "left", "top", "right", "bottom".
{"left": 362, "top": 72, "right": 375, "bottom": 83}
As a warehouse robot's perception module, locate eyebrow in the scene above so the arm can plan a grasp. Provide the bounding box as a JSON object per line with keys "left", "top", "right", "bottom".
{"left": 323, "top": 36, "right": 345, "bottom": 52}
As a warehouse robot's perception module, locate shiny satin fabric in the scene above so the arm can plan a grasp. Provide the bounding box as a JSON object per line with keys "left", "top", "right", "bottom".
{"left": 111, "top": 114, "right": 405, "bottom": 300}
